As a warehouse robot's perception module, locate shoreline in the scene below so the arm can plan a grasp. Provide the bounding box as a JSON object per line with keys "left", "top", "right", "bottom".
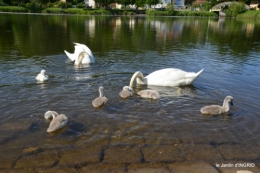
{"left": 0, "top": 6, "right": 218, "bottom": 17}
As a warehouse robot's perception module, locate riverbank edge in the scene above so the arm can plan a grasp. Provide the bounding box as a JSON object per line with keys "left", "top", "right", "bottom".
{"left": 0, "top": 6, "right": 218, "bottom": 17}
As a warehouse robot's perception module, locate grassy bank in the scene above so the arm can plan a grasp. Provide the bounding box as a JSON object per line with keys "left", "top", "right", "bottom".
{"left": 146, "top": 9, "right": 218, "bottom": 17}
{"left": 237, "top": 10, "right": 260, "bottom": 19}
{"left": 0, "top": 6, "right": 145, "bottom": 15}
{"left": 0, "top": 6, "right": 218, "bottom": 17}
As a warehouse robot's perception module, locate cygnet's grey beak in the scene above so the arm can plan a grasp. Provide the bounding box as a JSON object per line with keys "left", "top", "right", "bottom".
{"left": 230, "top": 100, "right": 233, "bottom": 106}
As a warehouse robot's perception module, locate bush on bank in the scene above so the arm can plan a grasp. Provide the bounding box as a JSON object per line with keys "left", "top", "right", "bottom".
{"left": 236, "top": 10, "right": 260, "bottom": 19}
{"left": 225, "top": 2, "right": 246, "bottom": 17}
{"left": 0, "top": 6, "right": 28, "bottom": 12}
{"left": 0, "top": 5, "right": 221, "bottom": 17}
{"left": 146, "top": 9, "right": 218, "bottom": 17}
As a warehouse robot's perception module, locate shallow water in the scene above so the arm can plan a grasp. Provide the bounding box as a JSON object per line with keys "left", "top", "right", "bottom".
{"left": 0, "top": 14, "right": 260, "bottom": 165}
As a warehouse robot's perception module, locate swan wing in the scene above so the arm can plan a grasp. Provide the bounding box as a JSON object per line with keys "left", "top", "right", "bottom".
{"left": 119, "top": 90, "right": 133, "bottom": 98}
{"left": 137, "top": 90, "right": 160, "bottom": 99}
{"left": 200, "top": 105, "right": 222, "bottom": 115}
{"left": 64, "top": 45, "right": 84, "bottom": 62}
{"left": 74, "top": 43, "right": 95, "bottom": 63}
{"left": 47, "top": 114, "right": 68, "bottom": 132}
{"left": 145, "top": 68, "right": 203, "bottom": 86}
{"left": 92, "top": 97, "right": 108, "bottom": 107}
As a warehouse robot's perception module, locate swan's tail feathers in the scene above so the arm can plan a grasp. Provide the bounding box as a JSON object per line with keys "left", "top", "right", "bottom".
{"left": 64, "top": 50, "right": 75, "bottom": 61}
{"left": 196, "top": 69, "right": 204, "bottom": 77}
{"left": 187, "top": 69, "right": 204, "bottom": 85}
{"left": 189, "top": 69, "right": 204, "bottom": 84}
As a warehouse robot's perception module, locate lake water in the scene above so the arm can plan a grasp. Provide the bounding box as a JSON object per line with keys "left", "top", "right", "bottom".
{"left": 0, "top": 13, "right": 260, "bottom": 170}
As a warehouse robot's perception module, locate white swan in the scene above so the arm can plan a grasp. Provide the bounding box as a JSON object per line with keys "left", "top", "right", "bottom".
{"left": 36, "top": 70, "right": 48, "bottom": 82}
{"left": 119, "top": 86, "right": 134, "bottom": 98}
{"left": 129, "top": 68, "right": 204, "bottom": 87}
{"left": 200, "top": 96, "right": 233, "bottom": 115}
{"left": 64, "top": 42, "right": 95, "bottom": 65}
{"left": 137, "top": 89, "right": 160, "bottom": 99}
{"left": 92, "top": 86, "right": 108, "bottom": 107}
{"left": 44, "top": 111, "right": 68, "bottom": 132}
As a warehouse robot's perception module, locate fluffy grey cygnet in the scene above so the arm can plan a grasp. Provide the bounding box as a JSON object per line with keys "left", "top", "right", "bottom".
{"left": 92, "top": 86, "right": 108, "bottom": 107}
{"left": 137, "top": 89, "right": 160, "bottom": 99}
{"left": 44, "top": 111, "right": 68, "bottom": 133}
{"left": 200, "top": 96, "right": 233, "bottom": 115}
{"left": 119, "top": 86, "right": 134, "bottom": 98}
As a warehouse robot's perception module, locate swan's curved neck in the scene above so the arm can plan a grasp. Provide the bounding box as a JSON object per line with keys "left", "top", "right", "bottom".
{"left": 99, "top": 87, "right": 104, "bottom": 97}
{"left": 222, "top": 99, "right": 230, "bottom": 112}
{"left": 45, "top": 111, "right": 58, "bottom": 119}
{"left": 76, "top": 52, "right": 87, "bottom": 65}
{"left": 129, "top": 71, "right": 144, "bottom": 88}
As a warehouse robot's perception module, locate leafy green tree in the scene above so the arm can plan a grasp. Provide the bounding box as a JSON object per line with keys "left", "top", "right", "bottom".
{"left": 135, "top": 0, "right": 145, "bottom": 8}
{"left": 225, "top": 2, "right": 245, "bottom": 17}
{"left": 203, "top": 1, "right": 212, "bottom": 11}
{"left": 116, "top": 0, "right": 135, "bottom": 8}
{"left": 94, "top": 0, "right": 115, "bottom": 7}
{"left": 146, "top": 0, "right": 160, "bottom": 8}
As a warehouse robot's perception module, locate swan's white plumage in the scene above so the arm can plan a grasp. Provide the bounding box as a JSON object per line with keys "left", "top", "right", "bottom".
{"left": 130, "top": 68, "right": 204, "bottom": 87}
{"left": 64, "top": 43, "right": 95, "bottom": 65}
{"left": 44, "top": 111, "right": 68, "bottom": 133}
{"left": 200, "top": 96, "right": 233, "bottom": 115}
{"left": 36, "top": 70, "right": 48, "bottom": 82}
{"left": 137, "top": 89, "right": 160, "bottom": 99}
{"left": 92, "top": 86, "right": 108, "bottom": 107}
{"left": 119, "top": 86, "right": 134, "bottom": 98}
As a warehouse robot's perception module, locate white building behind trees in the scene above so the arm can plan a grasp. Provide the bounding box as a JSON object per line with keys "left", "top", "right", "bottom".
{"left": 84, "top": 0, "right": 185, "bottom": 9}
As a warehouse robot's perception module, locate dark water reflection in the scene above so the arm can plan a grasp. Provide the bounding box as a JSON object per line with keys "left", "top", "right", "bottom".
{"left": 0, "top": 14, "right": 260, "bottom": 162}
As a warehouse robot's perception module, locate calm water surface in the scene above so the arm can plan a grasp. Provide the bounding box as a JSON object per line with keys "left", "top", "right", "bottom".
{"left": 0, "top": 14, "right": 260, "bottom": 159}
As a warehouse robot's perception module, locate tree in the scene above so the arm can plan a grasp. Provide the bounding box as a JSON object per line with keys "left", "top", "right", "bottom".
{"left": 94, "top": 0, "right": 115, "bottom": 7}
{"left": 225, "top": 2, "right": 245, "bottom": 17}
{"left": 116, "top": 0, "right": 135, "bottom": 8}
{"left": 135, "top": 0, "right": 145, "bottom": 7}
{"left": 146, "top": 0, "right": 160, "bottom": 8}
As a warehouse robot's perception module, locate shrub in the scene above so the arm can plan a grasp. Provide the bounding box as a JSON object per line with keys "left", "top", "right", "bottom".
{"left": 58, "top": 2, "right": 66, "bottom": 8}
{"left": 0, "top": 1, "right": 6, "bottom": 6}
{"left": 237, "top": 10, "right": 260, "bottom": 19}
{"left": 66, "top": 8, "right": 86, "bottom": 14}
{"left": 42, "top": 8, "right": 65, "bottom": 13}
{"left": 0, "top": 6, "right": 28, "bottom": 12}
{"left": 76, "top": 2, "right": 86, "bottom": 8}
{"left": 225, "top": 2, "right": 245, "bottom": 17}
{"left": 166, "top": 3, "right": 175, "bottom": 15}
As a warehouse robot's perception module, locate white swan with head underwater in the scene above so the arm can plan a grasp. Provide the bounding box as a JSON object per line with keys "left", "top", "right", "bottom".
{"left": 44, "top": 111, "right": 68, "bottom": 133}
{"left": 129, "top": 68, "right": 204, "bottom": 87}
{"left": 36, "top": 70, "right": 48, "bottom": 82}
{"left": 64, "top": 42, "right": 95, "bottom": 65}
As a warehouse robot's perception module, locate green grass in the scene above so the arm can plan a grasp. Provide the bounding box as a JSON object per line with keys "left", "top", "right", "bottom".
{"left": 175, "top": 11, "right": 217, "bottom": 17}
{"left": 0, "top": 6, "right": 28, "bottom": 12}
{"left": 0, "top": 6, "right": 217, "bottom": 17}
{"left": 146, "top": 9, "right": 218, "bottom": 17}
{"left": 237, "top": 10, "right": 260, "bottom": 19}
